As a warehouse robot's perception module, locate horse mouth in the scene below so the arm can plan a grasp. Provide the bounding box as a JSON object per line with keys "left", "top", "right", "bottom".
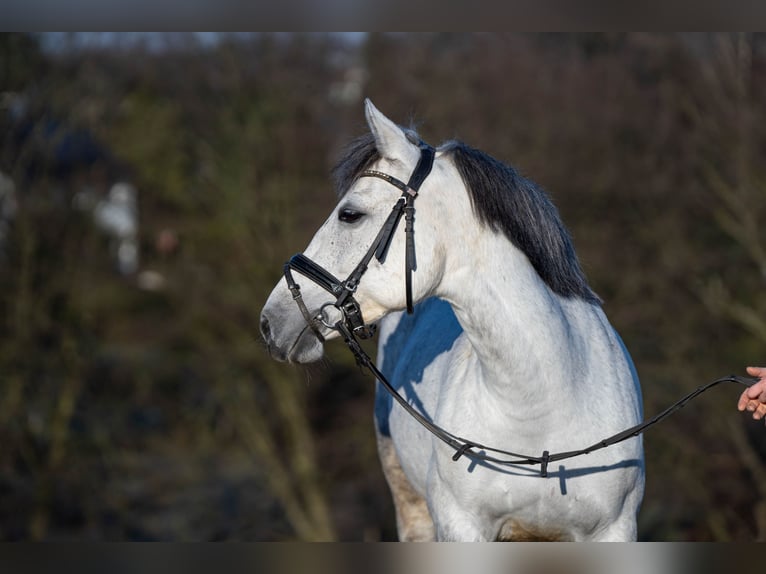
{"left": 274, "top": 324, "right": 324, "bottom": 364}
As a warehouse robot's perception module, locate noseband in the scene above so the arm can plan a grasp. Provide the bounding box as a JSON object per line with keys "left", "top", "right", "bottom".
{"left": 284, "top": 141, "right": 435, "bottom": 341}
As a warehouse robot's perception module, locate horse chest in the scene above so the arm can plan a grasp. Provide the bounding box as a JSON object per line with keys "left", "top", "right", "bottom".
{"left": 384, "top": 354, "right": 636, "bottom": 540}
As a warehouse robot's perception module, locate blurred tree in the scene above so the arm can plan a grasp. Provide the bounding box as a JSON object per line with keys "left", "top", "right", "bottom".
{"left": 693, "top": 33, "right": 766, "bottom": 540}
{"left": 0, "top": 33, "right": 47, "bottom": 93}
{"left": 1, "top": 32, "right": 765, "bottom": 542}
{"left": 696, "top": 34, "right": 766, "bottom": 348}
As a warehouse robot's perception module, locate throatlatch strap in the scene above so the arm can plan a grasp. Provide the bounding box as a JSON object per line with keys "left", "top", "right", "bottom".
{"left": 407, "top": 143, "right": 435, "bottom": 192}
{"left": 374, "top": 199, "right": 406, "bottom": 264}
{"left": 360, "top": 143, "right": 435, "bottom": 314}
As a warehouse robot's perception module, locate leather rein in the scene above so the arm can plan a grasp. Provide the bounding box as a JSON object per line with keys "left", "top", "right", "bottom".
{"left": 283, "top": 141, "right": 759, "bottom": 478}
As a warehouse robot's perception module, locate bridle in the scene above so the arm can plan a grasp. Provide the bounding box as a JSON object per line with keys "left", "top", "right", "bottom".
{"left": 282, "top": 139, "right": 759, "bottom": 477}
{"left": 284, "top": 141, "right": 435, "bottom": 341}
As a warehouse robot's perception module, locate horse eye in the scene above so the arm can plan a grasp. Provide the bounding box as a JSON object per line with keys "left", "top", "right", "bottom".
{"left": 338, "top": 208, "right": 364, "bottom": 224}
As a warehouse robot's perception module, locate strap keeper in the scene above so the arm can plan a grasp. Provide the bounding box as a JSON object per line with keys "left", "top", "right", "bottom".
{"left": 452, "top": 443, "right": 472, "bottom": 462}
{"left": 540, "top": 450, "right": 550, "bottom": 478}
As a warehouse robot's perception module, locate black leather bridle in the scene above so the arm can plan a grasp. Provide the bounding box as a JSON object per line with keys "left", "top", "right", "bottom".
{"left": 284, "top": 141, "right": 435, "bottom": 341}
{"left": 281, "top": 139, "right": 759, "bottom": 477}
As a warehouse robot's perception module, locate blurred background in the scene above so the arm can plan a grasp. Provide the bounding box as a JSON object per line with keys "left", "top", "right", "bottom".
{"left": 0, "top": 32, "right": 765, "bottom": 541}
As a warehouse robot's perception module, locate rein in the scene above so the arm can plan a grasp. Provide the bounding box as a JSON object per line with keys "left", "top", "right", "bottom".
{"left": 338, "top": 317, "right": 757, "bottom": 477}
{"left": 283, "top": 141, "right": 759, "bottom": 478}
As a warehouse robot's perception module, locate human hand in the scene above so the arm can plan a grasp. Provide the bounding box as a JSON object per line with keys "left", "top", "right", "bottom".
{"left": 737, "top": 366, "right": 766, "bottom": 422}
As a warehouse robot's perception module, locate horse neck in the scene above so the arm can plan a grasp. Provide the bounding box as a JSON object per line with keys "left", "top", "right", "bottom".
{"left": 437, "top": 229, "right": 592, "bottom": 407}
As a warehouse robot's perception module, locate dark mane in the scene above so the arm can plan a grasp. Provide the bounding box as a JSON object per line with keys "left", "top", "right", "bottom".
{"left": 330, "top": 133, "right": 600, "bottom": 305}
{"left": 443, "top": 141, "right": 601, "bottom": 304}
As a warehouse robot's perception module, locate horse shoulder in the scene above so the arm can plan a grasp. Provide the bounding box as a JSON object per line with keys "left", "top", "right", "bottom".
{"left": 374, "top": 298, "right": 466, "bottom": 470}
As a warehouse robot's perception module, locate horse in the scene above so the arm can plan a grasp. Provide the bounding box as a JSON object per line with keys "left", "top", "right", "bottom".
{"left": 260, "top": 99, "right": 645, "bottom": 541}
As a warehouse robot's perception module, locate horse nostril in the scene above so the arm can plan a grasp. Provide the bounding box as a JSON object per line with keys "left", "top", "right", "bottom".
{"left": 260, "top": 315, "right": 272, "bottom": 342}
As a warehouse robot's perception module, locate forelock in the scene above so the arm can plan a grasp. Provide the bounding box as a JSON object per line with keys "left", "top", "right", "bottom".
{"left": 331, "top": 126, "right": 421, "bottom": 197}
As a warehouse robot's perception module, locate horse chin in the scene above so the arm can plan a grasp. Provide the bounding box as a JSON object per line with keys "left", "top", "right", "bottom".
{"left": 284, "top": 329, "right": 325, "bottom": 364}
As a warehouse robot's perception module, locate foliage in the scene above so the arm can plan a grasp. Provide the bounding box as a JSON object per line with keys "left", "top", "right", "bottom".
{"left": 0, "top": 32, "right": 764, "bottom": 540}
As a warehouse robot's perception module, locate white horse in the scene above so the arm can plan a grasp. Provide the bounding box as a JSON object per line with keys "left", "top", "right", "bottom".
{"left": 260, "top": 99, "right": 644, "bottom": 541}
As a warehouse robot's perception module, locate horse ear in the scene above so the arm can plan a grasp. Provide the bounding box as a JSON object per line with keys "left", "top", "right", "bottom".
{"left": 364, "top": 99, "right": 418, "bottom": 162}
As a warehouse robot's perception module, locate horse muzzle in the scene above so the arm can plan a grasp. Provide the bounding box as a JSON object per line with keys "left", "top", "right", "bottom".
{"left": 260, "top": 300, "right": 326, "bottom": 363}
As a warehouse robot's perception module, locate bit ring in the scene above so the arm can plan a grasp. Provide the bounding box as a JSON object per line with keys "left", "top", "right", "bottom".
{"left": 318, "top": 302, "right": 343, "bottom": 329}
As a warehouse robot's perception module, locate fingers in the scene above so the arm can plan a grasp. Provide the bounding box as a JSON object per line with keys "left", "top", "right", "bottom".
{"left": 739, "top": 388, "right": 766, "bottom": 423}
{"left": 750, "top": 401, "right": 766, "bottom": 422}
{"left": 738, "top": 367, "right": 766, "bottom": 424}
{"left": 739, "top": 398, "right": 766, "bottom": 420}
{"left": 744, "top": 366, "right": 766, "bottom": 400}
{"left": 746, "top": 366, "right": 766, "bottom": 378}
{"left": 745, "top": 378, "right": 766, "bottom": 401}
{"left": 739, "top": 388, "right": 752, "bottom": 411}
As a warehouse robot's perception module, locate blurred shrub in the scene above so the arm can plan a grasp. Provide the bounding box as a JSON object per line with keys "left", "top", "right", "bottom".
{"left": 0, "top": 32, "right": 764, "bottom": 540}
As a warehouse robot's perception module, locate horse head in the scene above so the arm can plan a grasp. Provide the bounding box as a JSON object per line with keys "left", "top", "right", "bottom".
{"left": 260, "top": 100, "right": 450, "bottom": 363}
